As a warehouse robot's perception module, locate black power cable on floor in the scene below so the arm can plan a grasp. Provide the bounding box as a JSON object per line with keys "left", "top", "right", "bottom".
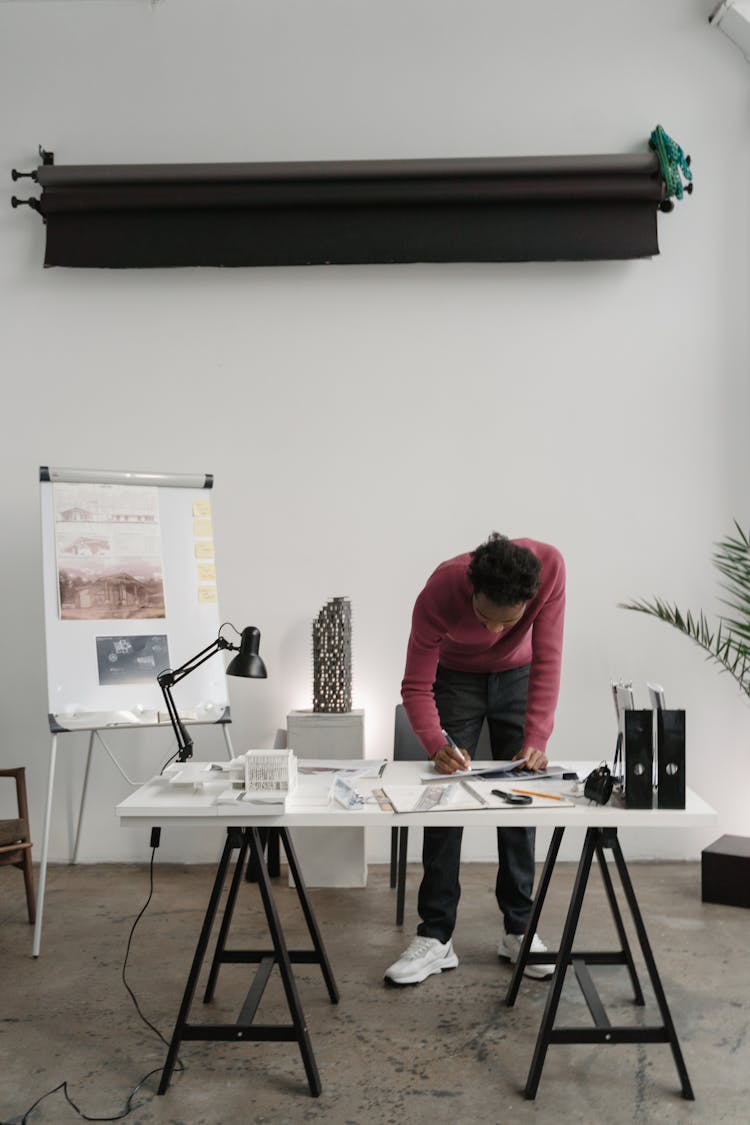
{"left": 2, "top": 840, "right": 184, "bottom": 1125}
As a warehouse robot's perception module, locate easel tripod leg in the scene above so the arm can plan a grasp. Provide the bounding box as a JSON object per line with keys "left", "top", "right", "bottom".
{"left": 71, "top": 731, "right": 95, "bottom": 865}
{"left": 32, "top": 734, "right": 58, "bottom": 958}
{"left": 221, "top": 724, "right": 235, "bottom": 760}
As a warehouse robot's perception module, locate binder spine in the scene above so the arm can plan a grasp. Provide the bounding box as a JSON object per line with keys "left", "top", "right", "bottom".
{"left": 657, "top": 709, "right": 686, "bottom": 809}
{"left": 624, "top": 709, "right": 654, "bottom": 809}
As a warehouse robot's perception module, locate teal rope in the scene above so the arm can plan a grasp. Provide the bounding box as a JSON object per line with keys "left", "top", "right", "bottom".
{"left": 649, "top": 124, "right": 693, "bottom": 201}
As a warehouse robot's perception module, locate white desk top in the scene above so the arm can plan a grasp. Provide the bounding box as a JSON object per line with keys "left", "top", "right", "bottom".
{"left": 116, "top": 760, "right": 717, "bottom": 831}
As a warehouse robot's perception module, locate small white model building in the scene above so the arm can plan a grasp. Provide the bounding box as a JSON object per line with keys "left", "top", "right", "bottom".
{"left": 243, "top": 749, "right": 298, "bottom": 797}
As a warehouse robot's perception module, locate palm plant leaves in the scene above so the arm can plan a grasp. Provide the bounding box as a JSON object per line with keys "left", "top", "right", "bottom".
{"left": 619, "top": 521, "right": 750, "bottom": 697}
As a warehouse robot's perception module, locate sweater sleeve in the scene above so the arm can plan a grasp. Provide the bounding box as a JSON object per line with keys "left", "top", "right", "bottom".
{"left": 400, "top": 587, "right": 449, "bottom": 758}
{"left": 522, "top": 554, "right": 566, "bottom": 753}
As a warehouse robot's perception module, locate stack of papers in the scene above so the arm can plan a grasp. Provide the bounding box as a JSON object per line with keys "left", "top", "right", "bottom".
{"left": 420, "top": 761, "right": 568, "bottom": 784}
{"left": 216, "top": 789, "right": 288, "bottom": 813}
{"left": 286, "top": 773, "right": 335, "bottom": 808}
{"left": 297, "top": 759, "right": 387, "bottom": 778}
{"left": 287, "top": 758, "right": 387, "bottom": 808}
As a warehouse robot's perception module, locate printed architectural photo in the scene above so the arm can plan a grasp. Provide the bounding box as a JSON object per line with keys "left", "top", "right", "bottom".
{"left": 96, "top": 634, "right": 170, "bottom": 684}
{"left": 58, "top": 559, "right": 165, "bottom": 620}
{"left": 53, "top": 481, "right": 166, "bottom": 621}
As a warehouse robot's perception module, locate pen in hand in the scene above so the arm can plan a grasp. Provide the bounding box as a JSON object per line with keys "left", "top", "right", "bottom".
{"left": 440, "top": 729, "right": 471, "bottom": 772}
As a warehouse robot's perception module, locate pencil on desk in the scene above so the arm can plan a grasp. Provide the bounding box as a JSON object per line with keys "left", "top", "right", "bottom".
{"left": 511, "top": 788, "right": 563, "bottom": 801}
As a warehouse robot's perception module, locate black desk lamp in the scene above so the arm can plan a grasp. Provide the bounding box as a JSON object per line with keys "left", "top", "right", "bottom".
{"left": 157, "top": 624, "right": 267, "bottom": 762}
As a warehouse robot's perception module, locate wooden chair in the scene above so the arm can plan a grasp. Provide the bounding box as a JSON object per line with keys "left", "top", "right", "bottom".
{"left": 0, "top": 768, "right": 36, "bottom": 923}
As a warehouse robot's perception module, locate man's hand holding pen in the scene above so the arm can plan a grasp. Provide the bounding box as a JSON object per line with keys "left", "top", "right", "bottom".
{"left": 434, "top": 729, "right": 471, "bottom": 774}
{"left": 434, "top": 741, "right": 471, "bottom": 774}
{"left": 433, "top": 730, "right": 549, "bottom": 775}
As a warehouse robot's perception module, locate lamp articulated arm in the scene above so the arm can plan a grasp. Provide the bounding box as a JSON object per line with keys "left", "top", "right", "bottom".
{"left": 157, "top": 674, "right": 195, "bottom": 763}
{"left": 157, "top": 638, "right": 231, "bottom": 763}
{"left": 157, "top": 627, "right": 266, "bottom": 763}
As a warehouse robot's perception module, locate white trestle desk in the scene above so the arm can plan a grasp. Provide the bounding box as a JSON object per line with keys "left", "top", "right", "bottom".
{"left": 116, "top": 760, "right": 717, "bottom": 1101}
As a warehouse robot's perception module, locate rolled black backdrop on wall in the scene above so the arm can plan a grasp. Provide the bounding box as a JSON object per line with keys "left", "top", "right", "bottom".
{"left": 29, "top": 153, "right": 664, "bottom": 267}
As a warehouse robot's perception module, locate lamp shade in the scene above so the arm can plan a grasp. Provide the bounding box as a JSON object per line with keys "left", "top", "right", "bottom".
{"left": 226, "top": 626, "right": 267, "bottom": 679}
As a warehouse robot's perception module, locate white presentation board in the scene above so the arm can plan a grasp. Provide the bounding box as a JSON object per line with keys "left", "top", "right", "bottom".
{"left": 39, "top": 467, "right": 230, "bottom": 732}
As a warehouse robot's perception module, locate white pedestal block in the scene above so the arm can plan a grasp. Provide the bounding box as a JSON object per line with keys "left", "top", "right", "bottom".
{"left": 286, "top": 709, "right": 367, "bottom": 888}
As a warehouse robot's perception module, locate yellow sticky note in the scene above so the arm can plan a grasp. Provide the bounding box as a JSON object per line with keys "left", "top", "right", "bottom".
{"left": 197, "top": 586, "right": 217, "bottom": 604}
{"left": 197, "top": 562, "right": 216, "bottom": 583}
{"left": 193, "top": 499, "right": 211, "bottom": 519}
{"left": 194, "top": 541, "right": 215, "bottom": 559}
{"left": 193, "top": 518, "right": 213, "bottom": 538}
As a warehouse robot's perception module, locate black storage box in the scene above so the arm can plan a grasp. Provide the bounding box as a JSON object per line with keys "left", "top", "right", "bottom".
{"left": 701, "top": 835, "right": 750, "bottom": 909}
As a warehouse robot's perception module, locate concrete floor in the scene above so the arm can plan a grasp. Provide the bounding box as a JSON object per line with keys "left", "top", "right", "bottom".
{"left": 1, "top": 857, "right": 748, "bottom": 1125}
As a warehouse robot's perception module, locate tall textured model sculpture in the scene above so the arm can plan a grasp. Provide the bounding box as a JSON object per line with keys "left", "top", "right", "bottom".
{"left": 312, "top": 596, "right": 352, "bottom": 712}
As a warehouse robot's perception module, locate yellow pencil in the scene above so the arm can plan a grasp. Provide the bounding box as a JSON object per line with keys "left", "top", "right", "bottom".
{"left": 511, "top": 788, "right": 563, "bottom": 801}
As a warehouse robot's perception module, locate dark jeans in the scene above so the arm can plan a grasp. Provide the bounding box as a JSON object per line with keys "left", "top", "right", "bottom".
{"left": 416, "top": 663, "right": 535, "bottom": 943}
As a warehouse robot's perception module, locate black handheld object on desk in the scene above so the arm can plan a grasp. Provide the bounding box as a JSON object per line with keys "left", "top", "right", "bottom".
{"left": 584, "top": 763, "right": 614, "bottom": 805}
{"left": 492, "top": 788, "right": 532, "bottom": 805}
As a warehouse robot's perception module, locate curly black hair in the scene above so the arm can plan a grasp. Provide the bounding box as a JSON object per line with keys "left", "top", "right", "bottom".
{"left": 467, "top": 533, "right": 540, "bottom": 606}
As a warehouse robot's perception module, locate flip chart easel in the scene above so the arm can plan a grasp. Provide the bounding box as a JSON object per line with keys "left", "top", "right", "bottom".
{"left": 34, "top": 466, "right": 235, "bottom": 956}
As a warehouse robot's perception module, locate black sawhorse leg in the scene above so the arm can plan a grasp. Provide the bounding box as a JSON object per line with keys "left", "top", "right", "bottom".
{"left": 390, "top": 827, "right": 409, "bottom": 925}
{"left": 211, "top": 826, "right": 339, "bottom": 1009}
{"left": 244, "top": 826, "right": 281, "bottom": 880}
{"left": 505, "top": 827, "right": 566, "bottom": 1007}
{"left": 506, "top": 826, "right": 694, "bottom": 1101}
{"left": 158, "top": 826, "right": 338, "bottom": 1097}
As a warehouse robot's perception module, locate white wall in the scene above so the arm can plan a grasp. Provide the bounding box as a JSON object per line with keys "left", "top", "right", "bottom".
{"left": 1, "top": 0, "right": 748, "bottom": 865}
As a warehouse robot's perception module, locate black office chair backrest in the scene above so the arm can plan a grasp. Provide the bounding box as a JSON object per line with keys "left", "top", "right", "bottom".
{"left": 393, "top": 703, "right": 492, "bottom": 761}
{"left": 393, "top": 704, "right": 427, "bottom": 761}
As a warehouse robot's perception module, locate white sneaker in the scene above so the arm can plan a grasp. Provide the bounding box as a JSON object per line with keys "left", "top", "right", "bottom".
{"left": 384, "top": 936, "right": 459, "bottom": 985}
{"left": 498, "top": 931, "right": 555, "bottom": 980}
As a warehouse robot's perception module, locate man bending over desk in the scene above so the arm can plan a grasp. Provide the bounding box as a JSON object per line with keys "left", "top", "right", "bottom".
{"left": 385, "top": 532, "right": 565, "bottom": 986}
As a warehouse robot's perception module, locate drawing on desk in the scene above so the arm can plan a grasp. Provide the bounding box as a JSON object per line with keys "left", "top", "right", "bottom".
{"left": 461, "top": 780, "right": 575, "bottom": 810}
{"left": 382, "top": 781, "right": 575, "bottom": 814}
{"left": 216, "top": 788, "right": 288, "bottom": 813}
{"left": 381, "top": 783, "right": 474, "bottom": 814}
{"left": 297, "top": 758, "right": 387, "bottom": 778}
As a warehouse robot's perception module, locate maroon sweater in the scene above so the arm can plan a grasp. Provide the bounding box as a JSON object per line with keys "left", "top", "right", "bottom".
{"left": 401, "top": 540, "right": 565, "bottom": 758}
